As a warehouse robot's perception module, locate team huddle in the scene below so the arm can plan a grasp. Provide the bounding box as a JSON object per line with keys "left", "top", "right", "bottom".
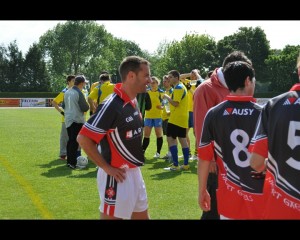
{"left": 53, "top": 52, "right": 300, "bottom": 219}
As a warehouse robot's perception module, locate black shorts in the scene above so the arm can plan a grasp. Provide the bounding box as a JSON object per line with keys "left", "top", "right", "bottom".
{"left": 162, "top": 119, "right": 168, "bottom": 135}
{"left": 167, "top": 122, "right": 186, "bottom": 139}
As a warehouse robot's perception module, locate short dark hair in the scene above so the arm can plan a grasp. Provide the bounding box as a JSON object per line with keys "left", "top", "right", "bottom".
{"left": 99, "top": 73, "right": 110, "bottom": 82}
{"left": 66, "top": 75, "right": 75, "bottom": 83}
{"left": 74, "top": 75, "right": 86, "bottom": 85}
{"left": 168, "top": 70, "right": 180, "bottom": 79}
{"left": 222, "top": 51, "right": 252, "bottom": 68}
{"left": 119, "top": 56, "right": 150, "bottom": 81}
{"left": 223, "top": 61, "right": 255, "bottom": 92}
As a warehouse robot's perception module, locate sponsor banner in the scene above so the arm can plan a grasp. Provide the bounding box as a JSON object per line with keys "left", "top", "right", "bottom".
{"left": 20, "top": 98, "right": 46, "bottom": 107}
{"left": 256, "top": 98, "right": 269, "bottom": 106}
{"left": 46, "top": 98, "right": 53, "bottom": 107}
{"left": 0, "top": 98, "right": 20, "bottom": 107}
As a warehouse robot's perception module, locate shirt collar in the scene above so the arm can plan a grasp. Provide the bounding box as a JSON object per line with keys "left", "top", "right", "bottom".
{"left": 114, "top": 83, "right": 136, "bottom": 107}
{"left": 290, "top": 83, "right": 300, "bottom": 91}
{"left": 225, "top": 95, "right": 256, "bottom": 102}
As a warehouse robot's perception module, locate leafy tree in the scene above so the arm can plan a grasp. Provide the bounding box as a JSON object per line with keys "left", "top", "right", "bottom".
{"left": 39, "top": 20, "right": 110, "bottom": 91}
{"left": 147, "top": 40, "right": 171, "bottom": 78}
{"left": 38, "top": 21, "right": 148, "bottom": 90}
{"left": 0, "top": 45, "right": 9, "bottom": 92}
{"left": 5, "top": 41, "right": 23, "bottom": 92}
{"left": 108, "top": 38, "right": 147, "bottom": 83}
{"left": 22, "top": 43, "right": 51, "bottom": 92}
{"left": 83, "top": 37, "right": 146, "bottom": 84}
{"left": 266, "top": 45, "right": 300, "bottom": 93}
{"left": 154, "top": 34, "right": 218, "bottom": 79}
{"left": 217, "top": 27, "right": 271, "bottom": 82}
{"left": 83, "top": 34, "right": 114, "bottom": 85}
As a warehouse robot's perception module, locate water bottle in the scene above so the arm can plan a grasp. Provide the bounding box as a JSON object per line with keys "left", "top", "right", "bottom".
{"left": 163, "top": 99, "right": 170, "bottom": 113}
{"left": 162, "top": 98, "right": 168, "bottom": 106}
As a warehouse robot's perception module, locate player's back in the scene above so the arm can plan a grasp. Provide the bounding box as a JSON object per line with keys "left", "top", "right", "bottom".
{"left": 209, "top": 96, "right": 262, "bottom": 189}
{"left": 260, "top": 89, "right": 300, "bottom": 219}
{"left": 201, "top": 95, "right": 264, "bottom": 219}
{"left": 98, "top": 81, "right": 115, "bottom": 104}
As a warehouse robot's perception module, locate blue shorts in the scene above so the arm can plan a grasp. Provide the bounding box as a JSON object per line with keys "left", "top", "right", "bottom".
{"left": 144, "top": 118, "right": 162, "bottom": 128}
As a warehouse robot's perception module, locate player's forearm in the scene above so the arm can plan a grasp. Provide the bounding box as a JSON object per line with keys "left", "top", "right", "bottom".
{"left": 198, "top": 159, "right": 210, "bottom": 193}
{"left": 180, "top": 73, "right": 190, "bottom": 80}
{"left": 163, "top": 94, "right": 178, "bottom": 107}
{"left": 77, "top": 134, "right": 109, "bottom": 170}
{"left": 88, "top": 97, "right": 96, "bottom": 112}
{"left": 52, "top": 101, "right": 63, "bottom": 113}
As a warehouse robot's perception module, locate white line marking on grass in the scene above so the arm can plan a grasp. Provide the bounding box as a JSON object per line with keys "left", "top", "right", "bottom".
{"left": 0, "top": 156, "right": 53, "bottom": 219}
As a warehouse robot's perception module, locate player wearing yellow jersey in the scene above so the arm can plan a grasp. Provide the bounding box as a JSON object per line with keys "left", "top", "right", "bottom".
{"left": 88, "top": 73, "right": 114, "bottom": 115}
{"left": 89, "top": 71, "right": 109, "bottom": 116}
{"left": 142, "top": 77, "right": 164, "bottom": 158}
{"left": 163, "top": 70, "right": 190, "bottom": 171}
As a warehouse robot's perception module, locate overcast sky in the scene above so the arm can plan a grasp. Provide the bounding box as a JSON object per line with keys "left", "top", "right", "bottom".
{"left": 0, "top": 20, "right": 299, "bottom": 54}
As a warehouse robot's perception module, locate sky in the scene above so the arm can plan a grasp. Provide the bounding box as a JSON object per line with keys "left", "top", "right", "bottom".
{"left": 0, "top": 20, "right": 299, "bottom": 55}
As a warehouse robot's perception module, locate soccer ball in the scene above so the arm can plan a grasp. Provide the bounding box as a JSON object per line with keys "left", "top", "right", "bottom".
{"left": 76, "top": 156, "right": 88, "bottom": 169}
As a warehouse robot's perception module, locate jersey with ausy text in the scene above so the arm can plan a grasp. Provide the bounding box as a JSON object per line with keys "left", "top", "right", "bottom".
{"left": 79, "top": 84, "right": 145, "bottom": 168}
{"left": 249, "top": 83, "right": 300, "bottom": 219}
{"left": 199, "top": 96, "right": 264, "bottom": 219}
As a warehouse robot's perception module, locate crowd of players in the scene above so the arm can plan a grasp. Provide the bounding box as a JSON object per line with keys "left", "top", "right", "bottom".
{"left": 52, "top": 51, "right": 300, "bottom": 219}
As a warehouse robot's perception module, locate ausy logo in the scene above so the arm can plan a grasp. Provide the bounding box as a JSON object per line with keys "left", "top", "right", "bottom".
{"left": 126, "top": 127, "right": 142, "bottom": 139}
{"left": 283, "top": 97, "right": 300, "bottom": 105}
{"left": 223, "top": 108, "right": 254, "bottom": 116}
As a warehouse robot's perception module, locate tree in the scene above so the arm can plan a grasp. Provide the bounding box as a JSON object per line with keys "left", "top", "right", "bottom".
{"left": 22, "top": 43, "right": 51, "bottom": 92}
{"left": 6, "top": 41, "right": 23, "bottom": 92}
{"left": 108, "top": 38, "right": 147, "bottom": 83}
{"left": 154, "top": 34, "right": 218, "bottom": 78}
{"left": 0, "top": 45, "right": 8, "bottom": 92}
{"left": 147, "top": 40, "right": 171, "bottom": 78}
{"left": 266, "top": 45, "right": 300, "bottom": 93}
{"left": 39, "top": 21, "right": 110, "bottom": 91}
{"left": 38, "top": 21, "right": 148, "bottom": 90}
{"left": 217, "top": 27, "right": 271, "bottom": 82}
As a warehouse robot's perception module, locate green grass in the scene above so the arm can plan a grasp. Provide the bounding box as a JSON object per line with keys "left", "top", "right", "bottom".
{"left": 0, "top": 108, "right": 201, "bottom": 219}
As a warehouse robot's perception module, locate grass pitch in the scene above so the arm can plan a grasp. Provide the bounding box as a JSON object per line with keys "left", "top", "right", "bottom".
{"left": 0, "top": 108, "right": 201, "bottom": 219}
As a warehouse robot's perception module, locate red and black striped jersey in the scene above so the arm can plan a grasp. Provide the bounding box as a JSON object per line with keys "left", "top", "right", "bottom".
{"left": 80, "top": 83, "right": 144, "bottom": 168}
{"left": 250, "top": 83, "right": 300, "bottom": 219}
{"left": 199, "top": 95, "right": 264, "bottom": 219}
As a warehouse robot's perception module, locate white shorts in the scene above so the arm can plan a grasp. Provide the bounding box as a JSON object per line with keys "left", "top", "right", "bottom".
{"left": 97, "top": 167, "right": 148, "bottom": 219}
{"left": 220, "top": 215, "right": 232, "bottom": 220}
